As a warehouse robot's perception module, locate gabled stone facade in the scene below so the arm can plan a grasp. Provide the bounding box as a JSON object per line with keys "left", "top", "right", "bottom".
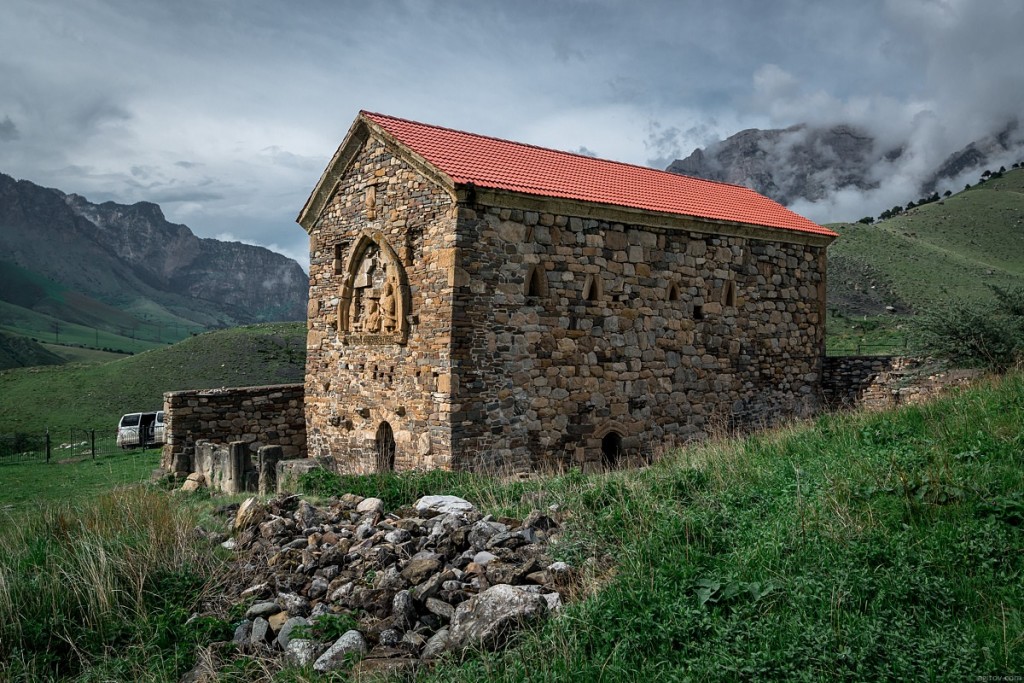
{"left": 299, "top": 113, "right": 835, "bottom": 474}
{"left": 303, "top": 135, "right": 457, "bottom": 472}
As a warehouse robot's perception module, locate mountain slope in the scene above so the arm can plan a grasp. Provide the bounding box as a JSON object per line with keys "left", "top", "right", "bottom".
{"left": 826, "top": 168, "right": 1024, "bottom": 315}
{"left": 0, "top": 331, "right": 64, "bottom": 370}
{"left": 0, "top": 173, "right": 308, "bottom": 333}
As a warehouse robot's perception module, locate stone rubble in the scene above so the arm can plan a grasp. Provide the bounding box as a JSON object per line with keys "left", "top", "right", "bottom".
{"left": 207, "top": 492, "right": 572, "bottom": 674}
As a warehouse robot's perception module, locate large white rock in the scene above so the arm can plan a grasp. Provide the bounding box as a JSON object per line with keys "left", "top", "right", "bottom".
{"left": 284, "top": 638, "right": 321, "bottom": 667}
{"left": 276, "top": 616, "right": 310, "bottom": 650}
{"left": 447, "top": 584, "right": 549, "bottom": 652}
{"left": 414, "top": 495, "right": 475, "bottom": 516}
{"left": 356, "top": 497, "right": 385, "bottom": 515}
{"left": 313, "top": 630, "right": 368, "bottom": 672}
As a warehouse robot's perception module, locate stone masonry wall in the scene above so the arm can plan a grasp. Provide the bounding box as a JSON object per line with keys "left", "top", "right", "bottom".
{"left": 821, "top": 356, "right": 897, "bottom": 409}
{"left": 821, "top": 356, "right": 977, "bottom": 411}
{"left": 162, "top": 383, "right": 305, "bottom": 472}
{"left": 450, "top": 203, "right": 828, "bottom": 472}
{"left": 304, "top": 135, "right": 456, "bottom": 473}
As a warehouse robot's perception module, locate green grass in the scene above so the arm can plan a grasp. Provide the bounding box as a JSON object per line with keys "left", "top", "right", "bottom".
{"left": 42, "top": 342, "right": 129, "bottom": 364}
{"left": 0, "top": 448, "right": 161, "bottom": 511}
{"left": 0, "top": 299, "right": 172, "bottom": 354}
{"left": 294, "top": 372, "right": 1024, "bottom": 682}
{"left": 0, "top": 322, "right": 306, "bottom": 434}
{"left": 826, "top": 167, "right": 1024, "bottom": 316}
{"left": 825, "top": 311, "right": 910, "bottom": 356}
{"left": 455, "top": 374, "right": 1023, "bottom": 681}
{"left": 0, "top": 330, "right": 65, "bottom": 370}
{"left": 1, "top": 374, "right": 1021, "bottom": 680}
{"left": 0, "top": 485, "right": 232, "bottom": 681}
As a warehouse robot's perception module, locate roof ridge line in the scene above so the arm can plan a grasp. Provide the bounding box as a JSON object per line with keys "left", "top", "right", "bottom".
{"left": 360, "top": 110, "right": 757, "bottom": 194}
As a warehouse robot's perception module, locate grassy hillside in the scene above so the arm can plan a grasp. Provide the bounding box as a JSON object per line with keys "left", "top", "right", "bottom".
{"left": 40, "top": 343, "right": 128, "bottom": 364}
{"left": 0, "top": 322, "right": 306, "bottom": 434}
{"left": 2, "top": 372, "right": 1020, "bottom": 680}
{"left": 827, "top": 168, "right": 1024, "bottom": 315}
{"left": 0, "top": 330, "right": 64, "bottom": 370}
{"left": 417, "top": 373, "right": 1024, "bottom": 681}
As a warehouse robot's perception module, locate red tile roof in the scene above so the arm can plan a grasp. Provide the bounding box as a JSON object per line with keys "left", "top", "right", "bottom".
{"left": 362, "top": 111, "right": 837, "bottom": 238}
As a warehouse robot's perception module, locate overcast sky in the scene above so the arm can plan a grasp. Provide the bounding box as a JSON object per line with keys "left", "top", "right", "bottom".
{"left": 2, "top": 0, "right": 1022, "bottom": 268}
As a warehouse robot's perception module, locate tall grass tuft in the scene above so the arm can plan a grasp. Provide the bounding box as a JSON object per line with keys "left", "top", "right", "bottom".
{"left": 0, "top": 485, "right": 230, "bottom": 680}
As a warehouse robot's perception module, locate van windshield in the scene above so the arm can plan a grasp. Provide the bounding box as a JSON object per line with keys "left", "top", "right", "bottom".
{"left": 120, "top": 414, "right": 140, "bottom": 427}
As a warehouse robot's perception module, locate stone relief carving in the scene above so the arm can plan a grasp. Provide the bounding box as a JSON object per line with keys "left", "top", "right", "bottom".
{"left": 338, "top": 233, "right": 409, "bottom": 344}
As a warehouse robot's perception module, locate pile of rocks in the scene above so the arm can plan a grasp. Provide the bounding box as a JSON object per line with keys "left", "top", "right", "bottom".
{"left": 211, "top": 492, "right": 571, "bottom": 677}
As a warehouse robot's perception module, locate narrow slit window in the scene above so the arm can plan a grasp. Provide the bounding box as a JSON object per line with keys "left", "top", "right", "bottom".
{"left": 582, "top": 274, "right": 602, "bottom": 303}
{"left": 693, "top": 303, "right": 704, "bottom": 320}
{"left": 723, "top": 280, "right": 736, "bottom": 307}
{"left": 526, "top": 264, "right": 546, "bottom": 297}
{"left": 334, "top": 244, "right": 344, "bottom": 275}
{"left": 667, "top": 282, "right": 680, "bottom": 302}
{"left": 375, "top": 421, "right": 395, "bottom": 472}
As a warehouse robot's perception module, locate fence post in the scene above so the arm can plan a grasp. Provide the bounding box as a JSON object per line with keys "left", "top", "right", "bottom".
{"left": 91, "top": 430, "right": 96, "bottom": 459}
{"left": 45, "top": 430, "right": 51, "bottom": 463}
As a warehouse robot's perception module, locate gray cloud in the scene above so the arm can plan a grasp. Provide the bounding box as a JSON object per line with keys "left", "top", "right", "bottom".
{"left": 0, "top": 115, "right": 18, "bottom": 141}
{"left": 0, "top": 0, "right": 1020, "bottom": 265}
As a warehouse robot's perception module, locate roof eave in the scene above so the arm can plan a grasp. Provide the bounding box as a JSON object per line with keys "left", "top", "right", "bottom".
{"left": 456, "top": 184, "right": 838, "bottom": 247}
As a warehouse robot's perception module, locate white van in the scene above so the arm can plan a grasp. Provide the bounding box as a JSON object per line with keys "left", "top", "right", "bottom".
{"left": 117, "top": 411, "right": 165, "bottom": 449}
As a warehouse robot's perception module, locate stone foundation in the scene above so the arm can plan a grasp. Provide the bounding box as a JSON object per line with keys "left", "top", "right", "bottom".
{"left": 183, "top": 440, "right": 319, "bottom": 495}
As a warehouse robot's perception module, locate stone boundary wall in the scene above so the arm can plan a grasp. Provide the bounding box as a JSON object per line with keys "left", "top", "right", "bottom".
{"left": 162, "top": 383, "right": 306, "bottom": 472}
{"left": 821, "top": 356, "right": 897, "bottom": 409}
{"left": 821, "top": 356, "right": 959, "bottom": 411}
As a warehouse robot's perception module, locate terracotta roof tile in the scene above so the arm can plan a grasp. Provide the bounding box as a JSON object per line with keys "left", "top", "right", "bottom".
{"left": 362, "top": 111, "right": 837, "bottom": 238}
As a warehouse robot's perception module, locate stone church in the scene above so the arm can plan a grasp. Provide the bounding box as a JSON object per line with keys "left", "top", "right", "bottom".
{"left": 297, "top": 111, "right": 837, "bottom": 474}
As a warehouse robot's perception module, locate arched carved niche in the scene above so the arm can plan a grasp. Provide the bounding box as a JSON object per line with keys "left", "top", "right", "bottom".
{"left": 337, "top": 230, "right": 410, "bottom": 345}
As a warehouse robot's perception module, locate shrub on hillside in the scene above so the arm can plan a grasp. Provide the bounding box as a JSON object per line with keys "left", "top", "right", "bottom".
{"left": 912, "top": 285, "right": 1024, "bottom": 369}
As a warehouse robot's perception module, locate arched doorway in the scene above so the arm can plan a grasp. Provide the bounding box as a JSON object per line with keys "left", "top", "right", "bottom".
{"left": 375, "top": 421, "right": 395, "bottom": 472}
{"left": 601, "top": 431, "right": 623, "bottom": 468}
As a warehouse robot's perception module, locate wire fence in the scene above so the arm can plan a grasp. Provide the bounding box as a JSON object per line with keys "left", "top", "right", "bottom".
{"left": 826, "top": 336, "right": 911, "bottom": 357}
{"left": 0, "top": 429, "right": 159, "bottom": 465}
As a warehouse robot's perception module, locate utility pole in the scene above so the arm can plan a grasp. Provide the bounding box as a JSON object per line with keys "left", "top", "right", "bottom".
{"left": 53, "top": 321, "right": 59, "bottom": 343}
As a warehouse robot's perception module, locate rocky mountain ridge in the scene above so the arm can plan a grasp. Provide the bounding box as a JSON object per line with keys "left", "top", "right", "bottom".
{"left": 668, "top": 120, "right": 1023, "bottom": 209}
{"left": 0, "top": 172, "right": 307, "bottom": 328}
